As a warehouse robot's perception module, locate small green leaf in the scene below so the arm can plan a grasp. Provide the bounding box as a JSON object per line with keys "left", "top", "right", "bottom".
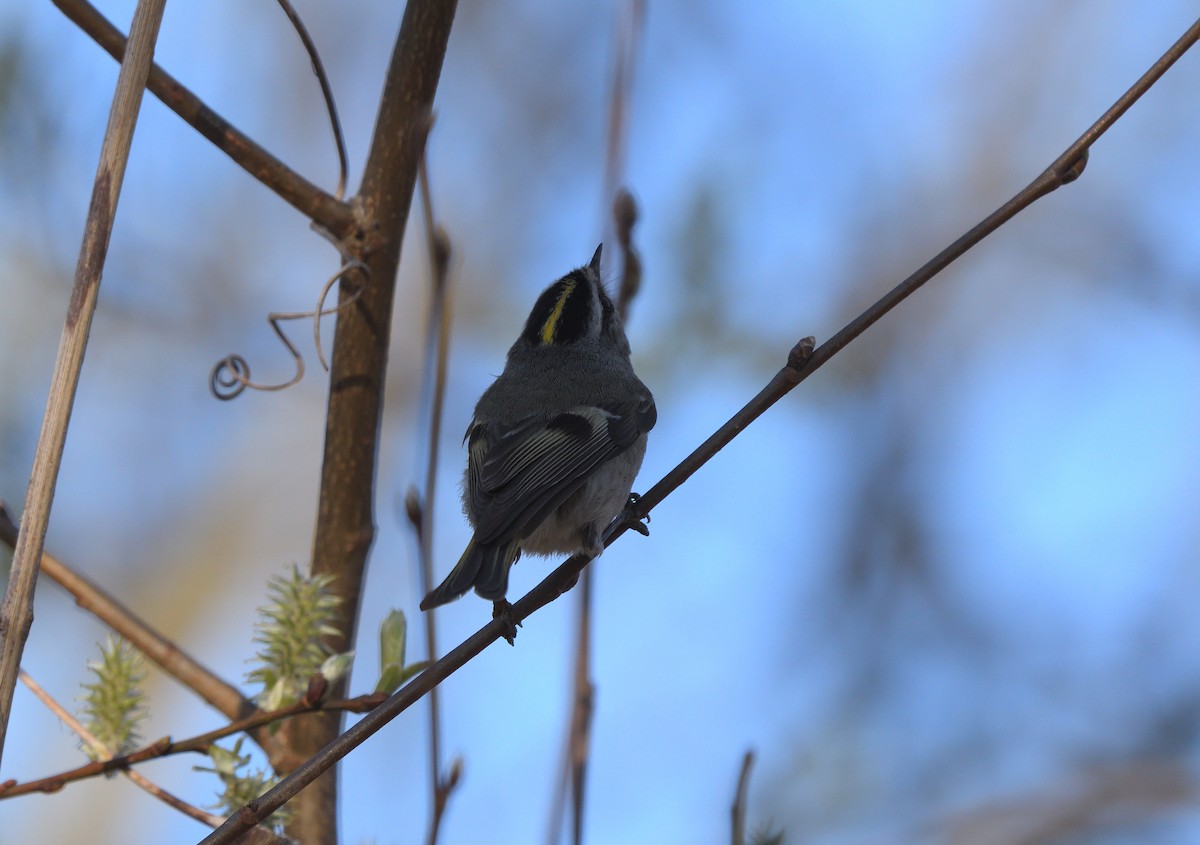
{"left": 374, "top": 664, "right": 403, "bottom": 695}
{"left": 374, "top": 610, "right": 411, "bottom": 694}
{"left": 379, "top": 609, "right": 407, "bottom": 671}
{"left": 375, "top": 659, "right": 430, "bottom": 695}
{"left": 320, "top": 651, "right": 354, "bottom": 684}
{"left": 396, "top": 660, "right": 430, "bottom": 685}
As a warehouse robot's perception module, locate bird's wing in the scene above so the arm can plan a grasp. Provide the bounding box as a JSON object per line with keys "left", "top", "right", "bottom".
{"left": 467, "top": 398, "right": 655, "bottom": 545}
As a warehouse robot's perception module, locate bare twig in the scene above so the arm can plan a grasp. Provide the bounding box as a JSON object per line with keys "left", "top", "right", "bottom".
{"left": 936, "top": 761, "right": 1198, "bottom": 845}
{"left": 613, "top": 190, "right": 642, "bottom": 321}
{"left": 0, "top": 691, "right": 385, "bottom": 800}
{"left": 601, "top": 0, "right": 645, "bottom": 254}
{"left": 0, "top": 502, "right": 254, "bottom": 724}
{"left": 0, "top": 0, "right": 168, "bottom": 766}
{"left": 17, "top": 670, "right": 225, "bottom": 828}
{"left": 273, "top": 0, "right": 349, "bottom": 200}
{"left": 194, "top": 20, "right": 1200, "bottom": 840}
{"left": 731, "top": 751, "right": 754, "bottom": 845}
{"left": 568, "top": 576, "right": 595, "bottom": 845}
{"left": 545, "top": 588, "right": 596, "bottom": 845}
{"left": 408, "top": 151, "right": 460, "bottom": 845}
{"left": 50, "top": 0, "right": 356, "bottom": 237}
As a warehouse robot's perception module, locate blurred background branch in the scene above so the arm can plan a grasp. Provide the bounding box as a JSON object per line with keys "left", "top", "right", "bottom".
{"left": 406, "top": 147, "right": 459, "bottom": 845}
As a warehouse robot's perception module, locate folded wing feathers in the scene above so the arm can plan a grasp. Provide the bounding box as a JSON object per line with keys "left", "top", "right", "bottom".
{"left": 470, "top": 406, "right": 625, "bottom": 544}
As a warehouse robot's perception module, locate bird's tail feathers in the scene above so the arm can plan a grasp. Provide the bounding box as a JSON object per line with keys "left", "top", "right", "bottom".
{"left": 420, "top": 539, "right": 484, "bottom": 610}
{"left": 472, "top": 543, "right": 521, "bottom": 601}
{"left": 419, "top": 539, "right": 521, "bottom": 610}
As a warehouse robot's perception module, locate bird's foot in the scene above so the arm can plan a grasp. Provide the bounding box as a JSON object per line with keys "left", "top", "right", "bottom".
{"left": 492, "top": 599, "right": 521, "bottom": 645}
{"left": 620, "top": 492, "right": 651, "bottom": 537}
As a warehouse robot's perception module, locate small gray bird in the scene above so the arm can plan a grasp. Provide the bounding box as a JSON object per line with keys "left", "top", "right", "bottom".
{"left": 420, "top": 245, "right": 656, "bottom": 609}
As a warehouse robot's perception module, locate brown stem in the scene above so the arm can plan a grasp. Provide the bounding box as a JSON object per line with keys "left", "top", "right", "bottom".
{"left": 50, "top": 0, "right": 355, "bottom": 237}
{"left": 412, "top": 155, "right": 459, "bottom": 845}
{"left": 731, "top": 751, "right": 754, "bottom": 845}
{"left": 568, "top": 576, "right": 595, "bottom": 845}
{"left": 0, "top": 0, "right": 168, "bottom": 768}
{"left": 293, "top": 2, "right": 459, "bottom": 843}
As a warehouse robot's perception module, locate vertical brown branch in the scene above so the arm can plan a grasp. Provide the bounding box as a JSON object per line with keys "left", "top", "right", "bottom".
{"left": 568, "top": 576, "right": 595, "bottom": 845}
{"left": 731, "top": 751, "right": 755, "bottom": 845}
{"left": 291, "top": 2, "right": 459, "bottom": 844}
{"left": 0, "top": 0, "right": 168, "bottom": 766}
{"left": 414, "top": 157, "right": 459, "bottom": 845}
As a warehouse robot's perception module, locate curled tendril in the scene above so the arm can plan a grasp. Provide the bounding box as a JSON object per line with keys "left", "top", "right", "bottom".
{"left": 209, "top": 261, "right": 368, "bottom": 401}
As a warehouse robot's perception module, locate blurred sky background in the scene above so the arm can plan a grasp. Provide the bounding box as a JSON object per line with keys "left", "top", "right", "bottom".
{"left": 2, "top": 1, "right": 1200, "bottom": 843}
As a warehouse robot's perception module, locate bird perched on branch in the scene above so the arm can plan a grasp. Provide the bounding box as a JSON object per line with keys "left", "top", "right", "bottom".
{"left": 420, "top": 245, "right": 656, "bottom": 610}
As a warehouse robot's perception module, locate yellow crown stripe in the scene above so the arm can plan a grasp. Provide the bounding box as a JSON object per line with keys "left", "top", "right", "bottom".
{"left": 539, "top": 279, "right": 576, "bottom": 345}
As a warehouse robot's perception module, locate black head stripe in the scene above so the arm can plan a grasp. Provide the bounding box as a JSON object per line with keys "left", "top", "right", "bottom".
{"left": 520, "top": 271, "right": 594, "bottom": 346}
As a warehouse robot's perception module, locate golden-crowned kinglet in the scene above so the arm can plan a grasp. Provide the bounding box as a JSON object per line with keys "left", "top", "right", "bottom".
{"left": 420, "top": 245, "right": 656, "bottom": 609}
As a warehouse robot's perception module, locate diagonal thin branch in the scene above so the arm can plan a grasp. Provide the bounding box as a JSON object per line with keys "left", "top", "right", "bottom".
{"left": 19, "top": 672, "right": 295, "bottom": 845}
{"left": 0, "top": 503, "right": 309, "bottom": 775}
{"left": 0, "top": 502, "right": 255, "bottom": 725}
{"left": 0, "top": 0, "right": 168, "bottom": 768}
{"left": 0, "top": 691, "right": 384, "bottom": 800}
{"left": 50, "top": 0, "right": 356, "bottom": 237}
{"left": 18, "top": 669, "right": 226, "bottom": 829}
{"left": 193, "top": 19, "right": 1200, "bottom": 839}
